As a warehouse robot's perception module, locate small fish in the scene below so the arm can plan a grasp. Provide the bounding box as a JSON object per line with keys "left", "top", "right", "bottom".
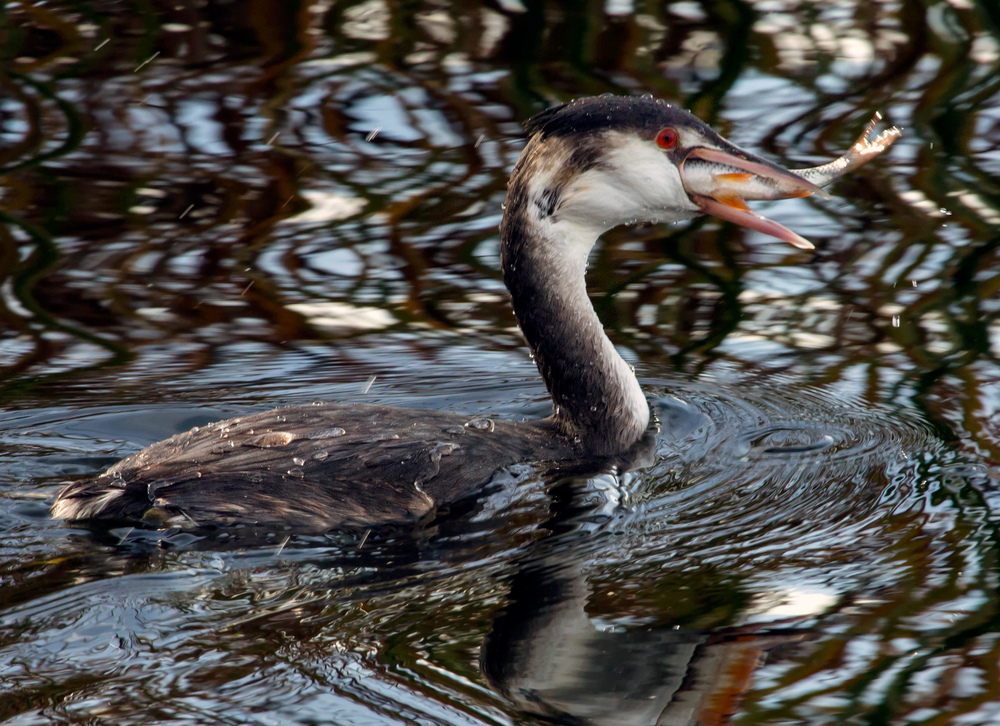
{"left": 681, "top": 113, "right": 901, "bottom": 249}
{"left": 793, "top": 113, "right": 902, "bottom": 189}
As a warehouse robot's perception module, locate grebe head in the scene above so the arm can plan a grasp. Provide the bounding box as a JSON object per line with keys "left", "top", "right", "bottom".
{"left": 509, "top": 95, "right": 825, "bottom": 249}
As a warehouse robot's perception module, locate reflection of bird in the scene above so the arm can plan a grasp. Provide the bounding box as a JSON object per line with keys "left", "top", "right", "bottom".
{"left": 52, "top": 95, "right": 888, "bottom": 531}
{"left": 482, "top": 554, "right": 811, "bottom": 726}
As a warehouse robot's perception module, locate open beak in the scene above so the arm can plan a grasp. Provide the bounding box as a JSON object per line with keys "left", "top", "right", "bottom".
{"left": 680, "top": 147, "right": 828, "bottom": 250}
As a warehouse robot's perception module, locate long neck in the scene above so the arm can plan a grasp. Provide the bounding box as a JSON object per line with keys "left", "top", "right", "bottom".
{"left": 500, "top": 179, "right": 649, "bottom": 455}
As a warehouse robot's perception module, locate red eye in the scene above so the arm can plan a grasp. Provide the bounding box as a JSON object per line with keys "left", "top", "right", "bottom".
{"left": 656, "top": 127, "right": 678, "bottom": 149}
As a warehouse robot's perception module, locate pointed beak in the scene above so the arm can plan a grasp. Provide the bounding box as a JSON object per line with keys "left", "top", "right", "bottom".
{"left": 680, "top": 147, "right": 828, "bottom": 250}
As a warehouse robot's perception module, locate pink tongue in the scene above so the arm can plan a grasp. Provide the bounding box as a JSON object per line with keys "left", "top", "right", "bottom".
{"left": 690, "top": 193, "right": 815, "bottom": 250}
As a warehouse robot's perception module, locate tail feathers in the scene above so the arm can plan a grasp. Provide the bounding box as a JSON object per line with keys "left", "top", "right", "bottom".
{"left": 51, "top": 484, "right": 128, "bottom": 521}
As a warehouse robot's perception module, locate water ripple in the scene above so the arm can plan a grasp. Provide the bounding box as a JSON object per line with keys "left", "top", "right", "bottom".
{"left": 633, "top": 378, "right": 942, "bottom": 572}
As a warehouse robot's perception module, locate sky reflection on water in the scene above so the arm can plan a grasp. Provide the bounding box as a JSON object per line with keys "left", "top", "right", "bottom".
{"left": 1, "top": 0, "right": 1000, "bottom": 724}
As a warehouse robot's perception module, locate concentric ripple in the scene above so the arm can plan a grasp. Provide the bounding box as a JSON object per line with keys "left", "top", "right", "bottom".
{"left": 627, "top": 376, "right": 944, "bottom": 574}
{"left": 736, "top": 423, "right": 839, "bottom": 458}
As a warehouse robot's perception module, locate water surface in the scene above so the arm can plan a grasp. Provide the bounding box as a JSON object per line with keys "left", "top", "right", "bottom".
{"left": 2, "top": 1, "right": 1000, "bottom": 724}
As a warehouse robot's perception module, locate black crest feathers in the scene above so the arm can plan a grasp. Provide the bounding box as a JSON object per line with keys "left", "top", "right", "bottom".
{"left": 523, "top": 95, "right": 681, "bottom": 140}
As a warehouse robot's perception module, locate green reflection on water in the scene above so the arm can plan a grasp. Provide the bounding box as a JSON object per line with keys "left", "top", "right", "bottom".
{"left": 0, "top": 0, "right": 999, "bottom": 724}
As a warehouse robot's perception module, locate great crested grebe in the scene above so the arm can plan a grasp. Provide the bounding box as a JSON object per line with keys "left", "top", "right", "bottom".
{"left": 52, "top": 95, "right": 898, "bottom": 531}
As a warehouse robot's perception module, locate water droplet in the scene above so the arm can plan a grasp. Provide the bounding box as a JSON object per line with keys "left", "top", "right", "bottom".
{"left": 210, "top": 441, "right": 236, "bottom": 454}
{"left": 292, "top": 457, "right": 305, "bottom": 466}
{"left": 465, "top": 418, "right": 495, "bottom": 432}
{"left": 287, "top": 467, "right": 305, "bottom": 478}
{"left": 312, "top": 451, "right": 329, "bottom": 461}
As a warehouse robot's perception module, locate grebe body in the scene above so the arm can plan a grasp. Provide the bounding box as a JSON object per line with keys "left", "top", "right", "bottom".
{"left": 52, "top": 96, "right": 898, "bottom": 530}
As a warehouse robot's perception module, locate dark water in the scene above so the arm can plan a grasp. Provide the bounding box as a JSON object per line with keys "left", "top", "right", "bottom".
{"left": 2, "top": 1, "right": 1000, "bottom": 724}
